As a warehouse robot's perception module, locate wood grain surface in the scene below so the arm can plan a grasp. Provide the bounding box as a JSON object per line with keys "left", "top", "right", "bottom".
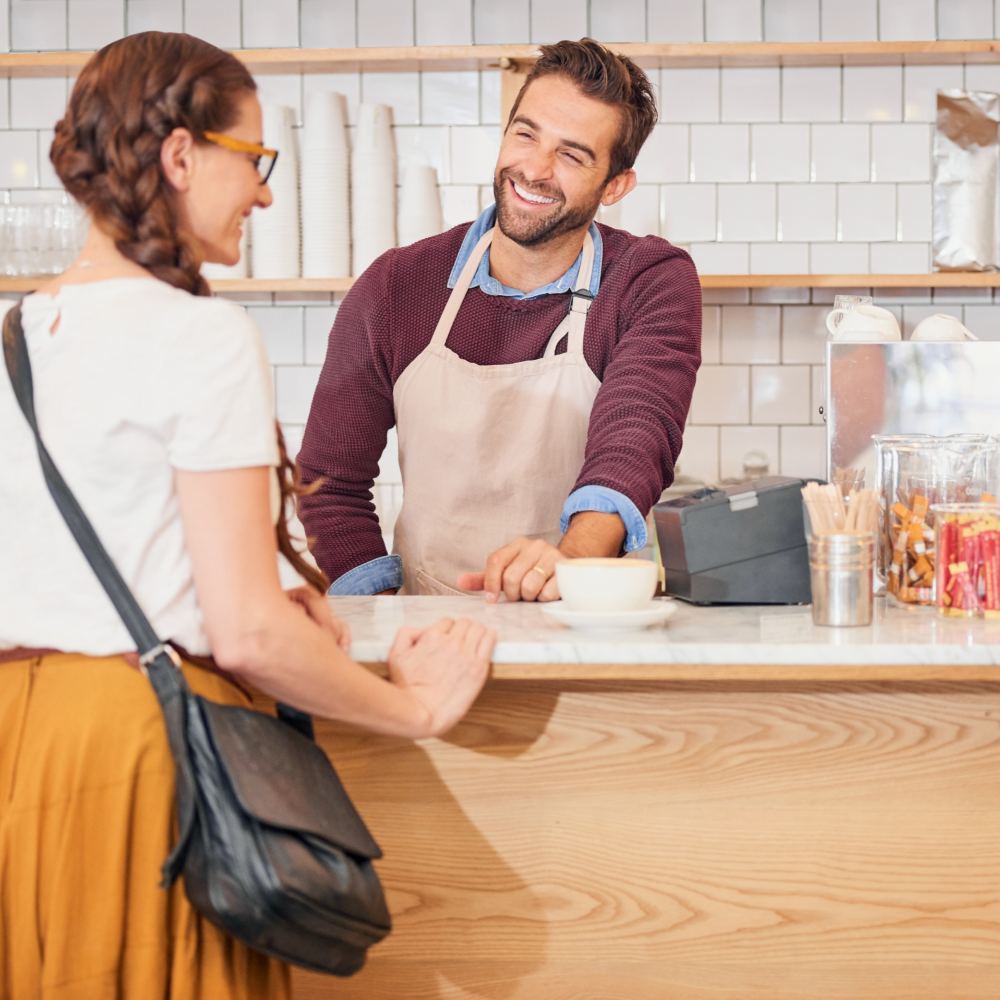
{"left": 359, "top": 661, "right": 1000, "bottom": 682}
{"left": 284, "top": 679, "right": 1000, "bottom": 999}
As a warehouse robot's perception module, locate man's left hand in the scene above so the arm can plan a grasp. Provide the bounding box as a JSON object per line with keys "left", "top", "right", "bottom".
{"left": 456, "top": 511, "right": 628, "bottom": 603}
{"left": 456, "top": 537, "right": 563, "bottom": 603}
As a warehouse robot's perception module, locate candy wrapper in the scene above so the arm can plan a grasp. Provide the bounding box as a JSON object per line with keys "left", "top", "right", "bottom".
{"left": 885, "top": 492, "right": 938, "bottom": 605}
{"left": 934, "top": 503, "right": 1000, "bottom": 618}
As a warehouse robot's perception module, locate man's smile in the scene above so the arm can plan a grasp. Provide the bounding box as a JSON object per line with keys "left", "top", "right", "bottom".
{"left": 510, "top": 179, "right": 559, "bottom": 207}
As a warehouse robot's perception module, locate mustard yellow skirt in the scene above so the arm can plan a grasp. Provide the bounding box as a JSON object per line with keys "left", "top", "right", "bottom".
{"left": 0, "top": 652, "right": 290, "bottom": 1000}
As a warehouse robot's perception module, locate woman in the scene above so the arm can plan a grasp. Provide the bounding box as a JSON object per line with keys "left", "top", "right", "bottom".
{"left": 0, "top": 32, "right": 495, "bottom": 999}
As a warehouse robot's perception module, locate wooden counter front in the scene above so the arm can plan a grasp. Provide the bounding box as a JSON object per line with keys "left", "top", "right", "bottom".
{"left": 292, "top": 673, "right": 1000, "bottom": 999}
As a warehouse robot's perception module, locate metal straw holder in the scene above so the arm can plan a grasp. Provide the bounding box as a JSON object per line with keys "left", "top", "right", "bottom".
{"left": 808, "top": 533, "right": 875, "bottom": 627}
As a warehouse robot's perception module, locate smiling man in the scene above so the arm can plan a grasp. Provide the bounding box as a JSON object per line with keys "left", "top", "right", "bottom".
{"left": 298, "top": 38, "right": 702, "bottom": 602}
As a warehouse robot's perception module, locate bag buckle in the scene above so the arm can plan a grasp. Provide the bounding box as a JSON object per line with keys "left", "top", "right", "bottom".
{"left": 568, "top": 288, "right": 594, "bottom": 315}
{"left": 138, "top": 642, "right": 182, "bottom": 677}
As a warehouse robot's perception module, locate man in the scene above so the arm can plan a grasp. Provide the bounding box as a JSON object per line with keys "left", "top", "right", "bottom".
{"left": 299, "top": 38, "right": 702, "bottom": 602}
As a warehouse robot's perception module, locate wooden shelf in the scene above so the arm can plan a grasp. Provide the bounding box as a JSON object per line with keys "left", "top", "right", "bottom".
{"left": 3, "top": 274, "right": 998, "bottom": 294}
{"left": 701, "top": 273, "right": 1000, "bottom": 287}
{"left": 207, "top": 277, "right": 353, "bottom": 293}
{"left": 0, "top": 276, "right": 354, "bottom": 293}
{"left": 4, "top": 40, "right": 1000, "bottom": 77}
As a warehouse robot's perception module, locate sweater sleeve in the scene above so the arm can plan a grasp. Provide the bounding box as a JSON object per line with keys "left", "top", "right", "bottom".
{"left": 572, "top": 247, "right": 702, "bottom": 517}
{"left": 297, "top": 254, "right": 398, "bottom": 584}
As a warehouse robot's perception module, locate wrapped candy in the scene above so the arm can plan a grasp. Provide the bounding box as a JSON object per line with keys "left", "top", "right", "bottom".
{"left": 886, "top": 493, "right": 938, "bottom": 605}
{"left": 934, "top": 505, "right": 1000, "bottom": 618}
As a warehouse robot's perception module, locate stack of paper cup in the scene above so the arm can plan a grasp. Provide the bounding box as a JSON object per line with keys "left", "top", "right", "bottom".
{"left": 301, "top": 91, "right": 350, "bottom": 279}
{"left": 201, "top": 218, "right": 250, "bottom": 280}
{"left": 351, "top": 103, "right": 396, "bottom": 276}
{"left": 252, "top": 104, "right": 300, "bottom": 279}
{"left": 397, "top": 164, "right": 443, "bottom": 247}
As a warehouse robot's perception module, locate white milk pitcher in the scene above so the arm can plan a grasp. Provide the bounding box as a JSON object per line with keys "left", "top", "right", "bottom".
{"left": 826, "top": 303, "right": 902, "bottom": 342}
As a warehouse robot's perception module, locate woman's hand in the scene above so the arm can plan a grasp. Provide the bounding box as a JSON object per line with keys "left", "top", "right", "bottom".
{"left": 285, "top": 586, "right": 351, "bottom": 654}
{"left": 386, "top": 617, "right": 495, "bottom": 738}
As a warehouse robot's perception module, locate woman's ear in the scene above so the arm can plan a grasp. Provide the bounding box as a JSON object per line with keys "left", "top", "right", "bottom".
{"left": 160, "top": 127, "right": 197, "bottom": 193}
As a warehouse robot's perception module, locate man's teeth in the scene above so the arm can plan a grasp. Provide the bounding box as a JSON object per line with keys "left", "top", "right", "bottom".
{"left": 513, "top": 182, "right": 557, "bottom": 205}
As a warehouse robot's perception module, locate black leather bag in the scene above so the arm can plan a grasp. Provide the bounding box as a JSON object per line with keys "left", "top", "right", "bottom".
{"left": 3, "top": 305, "right": 391, "bottom": 976}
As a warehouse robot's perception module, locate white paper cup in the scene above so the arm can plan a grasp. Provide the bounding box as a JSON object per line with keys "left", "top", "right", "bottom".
{"left": 555, "top": 558, "right": 658, "bottom": 612}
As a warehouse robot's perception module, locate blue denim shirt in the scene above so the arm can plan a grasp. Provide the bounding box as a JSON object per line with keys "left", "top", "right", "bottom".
{"left": 329, "top": 206, "right": 646, "bottom": 596}
{"left": 447, "top": 204, "right": 604, "bottom": 299}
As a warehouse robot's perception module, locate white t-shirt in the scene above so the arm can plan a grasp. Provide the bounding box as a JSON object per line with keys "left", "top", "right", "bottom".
{"left": 0, "top": 277, "right": 304, "bottom": 657}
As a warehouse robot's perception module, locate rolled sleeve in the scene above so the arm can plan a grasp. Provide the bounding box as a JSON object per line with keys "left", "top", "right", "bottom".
{"left": 560, "top": 486, "right": 647, "bottom": 552}
{"left": 328, "top": 554, "right": 403, "bottom": 596}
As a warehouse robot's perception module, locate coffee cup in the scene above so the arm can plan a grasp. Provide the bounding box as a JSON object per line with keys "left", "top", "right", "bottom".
{"left": 555, "top": 558, "right": 658, "bottom": 612}
{"left": 910, "top": 313, "right": 979, "bottom": 342}
{"left": 826, "top": 304, "right": 901, "bottom": 342}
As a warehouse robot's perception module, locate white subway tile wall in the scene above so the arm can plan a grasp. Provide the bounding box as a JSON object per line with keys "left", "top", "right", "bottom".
{"left": 11, "top": 0, "right": 1000, "bottom": 504}
{"left": 68, "top": 0, "right": 125, "bottom": 50}
{"left": 126, "top": 0, "right": 182, "bottom": 34}
{"left": 648, "top": 0, "right": 704, "bottom": 43}
{"left": 821, "top": 0, "right": 878, "bottom": 43}
{"left": 764, "top": 0, "right": 818, "bottom": 41}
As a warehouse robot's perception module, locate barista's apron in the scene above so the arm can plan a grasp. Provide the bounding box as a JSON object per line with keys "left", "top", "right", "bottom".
{"left": 392, "top": 227, "right": 602, "bottom": 595}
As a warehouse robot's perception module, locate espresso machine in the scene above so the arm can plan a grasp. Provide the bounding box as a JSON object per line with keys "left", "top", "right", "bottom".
{"left": 826, "top": 340, "right": 1000, "bottom": 479}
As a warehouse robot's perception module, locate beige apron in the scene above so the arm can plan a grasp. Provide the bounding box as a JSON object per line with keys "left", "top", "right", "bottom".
{"left": 391, "top": 227, "right": 602, "bottom": 595}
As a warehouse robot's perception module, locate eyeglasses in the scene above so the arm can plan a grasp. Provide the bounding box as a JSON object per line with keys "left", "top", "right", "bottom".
{"left": 202, "top": 131, "right": 279, "bottom": 185}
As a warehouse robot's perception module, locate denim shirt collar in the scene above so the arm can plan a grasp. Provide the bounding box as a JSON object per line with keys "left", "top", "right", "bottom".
{"left": 446, "top": 205, "right": 603, "bottom": 301}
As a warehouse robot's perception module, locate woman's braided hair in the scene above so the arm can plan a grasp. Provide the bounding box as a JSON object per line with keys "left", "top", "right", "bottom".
{"left": 52, "top": 31, "right": 330, "bottom": 594}
{"left": 51, "top": 31, "right": 254, "bottom": 296}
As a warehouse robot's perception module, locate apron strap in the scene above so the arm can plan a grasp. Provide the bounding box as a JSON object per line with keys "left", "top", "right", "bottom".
{"left": 437, "top": 226, "right": 597, "bottom": 357}
{"left": 543, "top": 230, "right": 596, "bottom": 358}
{"left": 430, "top": 228, "right": 494, "bottom": 348}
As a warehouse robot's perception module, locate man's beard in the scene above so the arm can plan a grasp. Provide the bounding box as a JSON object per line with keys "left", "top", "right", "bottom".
{"left": 493, "top": 170, "right": 603, "bottom": 248}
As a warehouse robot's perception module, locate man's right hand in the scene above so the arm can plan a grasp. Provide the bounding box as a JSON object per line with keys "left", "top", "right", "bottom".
{"left": 386, "top": 617, "right": 495, "bottom": 737}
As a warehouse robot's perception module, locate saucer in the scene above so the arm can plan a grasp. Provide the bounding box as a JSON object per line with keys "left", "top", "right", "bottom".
{"left": 542, "top": 600, "right": 677, "bottom": 633}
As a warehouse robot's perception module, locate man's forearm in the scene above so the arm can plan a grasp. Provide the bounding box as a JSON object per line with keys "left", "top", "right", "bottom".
{"left": 558, "top": 510, "right": 627, "bottom": 558}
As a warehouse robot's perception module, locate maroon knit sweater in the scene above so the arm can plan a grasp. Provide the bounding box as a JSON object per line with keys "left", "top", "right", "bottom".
{"left": 298, "top": 222, "right": 702, "bottom": 583}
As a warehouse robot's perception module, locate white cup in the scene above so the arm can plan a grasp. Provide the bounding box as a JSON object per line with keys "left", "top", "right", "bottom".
{"left": 555, "top": 558, "right": 658, "bottom": 612}
{"left": 827, "top": 304, "right": 901, "bottom": 342}
{"left": 910, "top": 313, "right": 979, "bottom": 342}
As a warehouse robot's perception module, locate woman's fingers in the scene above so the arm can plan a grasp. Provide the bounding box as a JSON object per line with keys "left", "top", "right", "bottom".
{"left": 388, "top": 625, "right": 422, "bottom": 660}
{"left": 336, "top": 619, "right": 351, "bottom": 653}
{"left": 444, "top": 617, "right": 472, "bottom": 646}
{"left": 460, "top": 620, "right": 487, "bottom": 656}
{"left": 366, "top": 613, "right": 494, "bottom": 737}
{"left": 476, "top": 626, "right": 497, "bottom": 660}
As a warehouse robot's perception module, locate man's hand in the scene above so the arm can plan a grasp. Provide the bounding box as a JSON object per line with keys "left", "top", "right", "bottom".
{"left": 456, "top": 510, "right": 628, "bottom": 603}
{"left": 457, "top": 537, "right": 563, "bottom": 603}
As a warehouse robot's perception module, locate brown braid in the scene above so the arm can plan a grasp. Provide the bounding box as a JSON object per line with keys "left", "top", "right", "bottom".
{"left": 51, "top": 31, "right": 255, "bottom": 294}
{"left": 52, "top": 32, "right": 329, "bottom": 593}
{"left": 276, "top": 427, "right": 330, "bottom": 595}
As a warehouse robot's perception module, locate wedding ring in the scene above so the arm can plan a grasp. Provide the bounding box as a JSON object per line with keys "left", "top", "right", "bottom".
{"left": 531, "top": 566, "right": 549, "bottom": 581}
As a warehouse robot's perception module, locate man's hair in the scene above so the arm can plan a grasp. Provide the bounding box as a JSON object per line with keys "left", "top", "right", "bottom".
{"left": 506, "top": 38, "right": 658, "bottom": 181}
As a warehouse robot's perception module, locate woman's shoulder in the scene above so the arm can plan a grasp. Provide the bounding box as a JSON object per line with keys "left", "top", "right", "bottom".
{"left": 30, "top": 276, "right": 257, "bottom": 337}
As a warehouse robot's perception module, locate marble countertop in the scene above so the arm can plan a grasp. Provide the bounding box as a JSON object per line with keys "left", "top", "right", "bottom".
{"left": 329, "top": 595, "right": 1000, "bottom": 681}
